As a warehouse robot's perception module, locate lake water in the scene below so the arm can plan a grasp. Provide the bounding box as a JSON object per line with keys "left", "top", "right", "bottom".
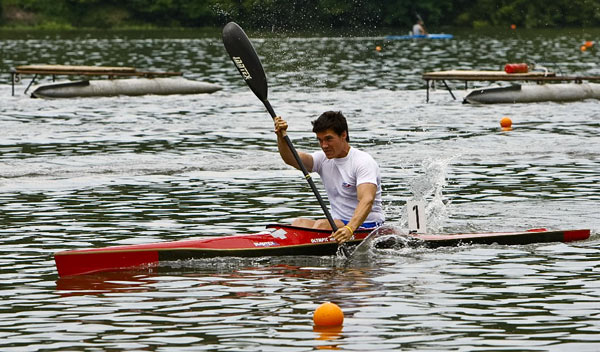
{"left": 1, "top": 27, "right": 599, "bottom": 351}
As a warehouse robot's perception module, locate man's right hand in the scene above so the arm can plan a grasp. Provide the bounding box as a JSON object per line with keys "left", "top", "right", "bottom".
{"left": 274, "top": 116, "right": 288, "bottom": 137}
{"left": 272, "top": 115, "right": 314, "bottom": 172}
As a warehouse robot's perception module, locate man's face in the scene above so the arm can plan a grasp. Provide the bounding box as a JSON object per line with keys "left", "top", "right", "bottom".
{"left": 316, "top": 129, "right": 348, "bottom": 159}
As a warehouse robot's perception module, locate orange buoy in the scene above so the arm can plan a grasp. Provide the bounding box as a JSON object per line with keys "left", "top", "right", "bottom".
{"left": 313, "top": 302, "right": 344, "bottom": 327}
{"left": 510, "top": 24, "right": 517, "bottom": 30}
{"left": 500, "top": 117, "right": 512, "bottom": 128}
{"left": 584, "top": 41, "right": 594, "bottom": 48}
{"left": 375, "top": 45, "right": 382, "bottom": 52}
{"left": 581, "top": 45, "right": 587, "bottom": 52}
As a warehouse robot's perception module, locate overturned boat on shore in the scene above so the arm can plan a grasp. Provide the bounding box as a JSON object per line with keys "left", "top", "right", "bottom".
{"left": 464, "top": 83, "right": 600, "bottom": 104}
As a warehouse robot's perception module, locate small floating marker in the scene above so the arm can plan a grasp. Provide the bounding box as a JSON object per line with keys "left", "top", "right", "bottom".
{"left": 585, "top": 41, "right": 594, "bottom": 48}
{"left": 313, "top": 302, "right": 344, "bottom": 327}
{"left": 510, "top": 24, "right": 517, "bottom": 30}
{"left": 500, "top": 117, "right": 512, "bottom": 128}
{"left": 375, "top": 45, "right": 382, "bottom": 52}
{"left": 500, "top": 117, "right": 512, "bottom": 131}
{"left": 581, "top": 45, "right": 587, "bottom": 52}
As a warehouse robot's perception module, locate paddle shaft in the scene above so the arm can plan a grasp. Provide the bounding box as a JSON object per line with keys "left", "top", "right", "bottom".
{"left": 222, "top": 22, "right": 349, "bottom": 256}
{"left": 416, "top": 13, "right": 424, "bottom": 23}
{"left": 262, "top": 99, "right": 339, "bottom": 234}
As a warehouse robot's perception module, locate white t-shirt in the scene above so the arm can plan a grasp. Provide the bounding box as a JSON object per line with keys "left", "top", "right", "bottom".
{"left": 311, "top": 147, "right": 385, "bottom": 224}
{"left": 412, "top": 24, "right": 424, "bottom": 35}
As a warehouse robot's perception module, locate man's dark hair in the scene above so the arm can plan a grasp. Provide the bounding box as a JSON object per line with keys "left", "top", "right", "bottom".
{"left": 311, "top": 111, "right": 349, "bottom": 142}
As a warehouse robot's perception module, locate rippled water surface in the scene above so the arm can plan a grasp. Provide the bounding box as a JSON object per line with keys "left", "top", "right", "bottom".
{"left": 1, "top": 28, "right": 599, "bottom": 351}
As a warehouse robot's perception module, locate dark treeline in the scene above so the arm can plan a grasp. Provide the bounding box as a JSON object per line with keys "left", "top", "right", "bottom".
{"left": 1, "top": 0, "right": 599, "bottom": 30}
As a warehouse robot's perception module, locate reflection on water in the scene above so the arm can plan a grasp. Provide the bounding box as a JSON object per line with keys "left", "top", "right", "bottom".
{"left": 0, "top": 28, "right": 599, "bottom": 350}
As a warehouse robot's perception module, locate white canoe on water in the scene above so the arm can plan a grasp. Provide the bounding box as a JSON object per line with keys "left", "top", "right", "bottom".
{"left": 463, "top": 83, "right": 600, "bottom": 104}
{"left": 30, "top": 77, "right": 222, "bottom": 98}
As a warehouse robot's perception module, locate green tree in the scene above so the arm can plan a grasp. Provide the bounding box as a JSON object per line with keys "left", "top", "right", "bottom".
{"left": 1, "top": 0, "right": 599, "bottom": 29}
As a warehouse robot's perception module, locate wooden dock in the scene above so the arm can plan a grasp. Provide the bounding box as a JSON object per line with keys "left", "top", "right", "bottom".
{"left": 422, "top": 69, "right": 600, "bottom": 102}
{"left": 10, "top": 64, "right": 183, "bottom": 96}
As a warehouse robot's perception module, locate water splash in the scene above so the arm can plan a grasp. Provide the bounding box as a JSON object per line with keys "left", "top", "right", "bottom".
{"left": 347, "top": 225, "right": 426, "bottom": 261}
{"left": 346, "top": 156, "right": 453, "bottom": 260}
{"left": 406, "top": 157, "right": 454, "bottom": 233}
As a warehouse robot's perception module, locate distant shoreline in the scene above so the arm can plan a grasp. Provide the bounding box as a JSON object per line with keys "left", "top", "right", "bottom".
{"left": 2, "top": 1, "right": 600, "bottom": 31}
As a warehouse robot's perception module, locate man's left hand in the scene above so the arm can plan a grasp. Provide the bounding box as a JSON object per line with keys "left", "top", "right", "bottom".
{"left": 331, "top": 226, "right": 353, "bottom": 243}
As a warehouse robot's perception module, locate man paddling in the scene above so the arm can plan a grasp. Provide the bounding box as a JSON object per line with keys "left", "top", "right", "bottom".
{"left": 274, "top": 111, "right": 385, "bottom": 243}
{"left": 412, "top": 19, "right": 427, "bottom": 36}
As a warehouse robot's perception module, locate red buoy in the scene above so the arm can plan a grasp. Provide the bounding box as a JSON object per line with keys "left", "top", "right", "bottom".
{"left": 504, "top": 63, "right": 528, "bottom": 74}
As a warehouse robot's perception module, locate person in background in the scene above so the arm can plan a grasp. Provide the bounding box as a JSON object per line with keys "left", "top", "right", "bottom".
{"left": 273, "top": 111, "right": 385, "bottom": 244}
{"left": 412, "top": 20, "right": 427, "bottom": 36}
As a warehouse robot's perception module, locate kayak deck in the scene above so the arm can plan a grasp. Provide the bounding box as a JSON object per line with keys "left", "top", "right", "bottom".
{"left": 54, "top": 225, "right": 590, "bottom": 277}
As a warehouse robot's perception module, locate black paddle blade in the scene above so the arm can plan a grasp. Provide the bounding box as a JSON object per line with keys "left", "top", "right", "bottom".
{"left": 222, "top": 22, "right": 268, "bottom": 102}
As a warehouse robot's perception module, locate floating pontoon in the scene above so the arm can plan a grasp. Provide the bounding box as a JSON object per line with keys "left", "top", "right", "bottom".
{"left": 10, "top": 64, "right": 222, "bottom": 98}
{"left": 422, "top": 69, "right": 600, "bottom": 103}
{"left": 463, "top": 83, "right": 600, "bottom": 104}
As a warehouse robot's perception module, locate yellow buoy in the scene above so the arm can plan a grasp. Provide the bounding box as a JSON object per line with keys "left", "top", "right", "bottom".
{"left": 313, "top": 302, "right": 344, "bottom": 327}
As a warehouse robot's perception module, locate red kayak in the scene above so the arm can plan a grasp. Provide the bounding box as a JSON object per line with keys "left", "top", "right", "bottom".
{"left": 54, "top": 224, "right": 590, "bottom": 277}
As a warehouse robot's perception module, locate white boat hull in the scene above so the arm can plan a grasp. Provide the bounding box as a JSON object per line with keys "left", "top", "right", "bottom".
{"left": 31, "top": 77, "right": 222, "bottom": 98}
{"left": 464, "top": 83, "right": 600, "bottom": 104}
